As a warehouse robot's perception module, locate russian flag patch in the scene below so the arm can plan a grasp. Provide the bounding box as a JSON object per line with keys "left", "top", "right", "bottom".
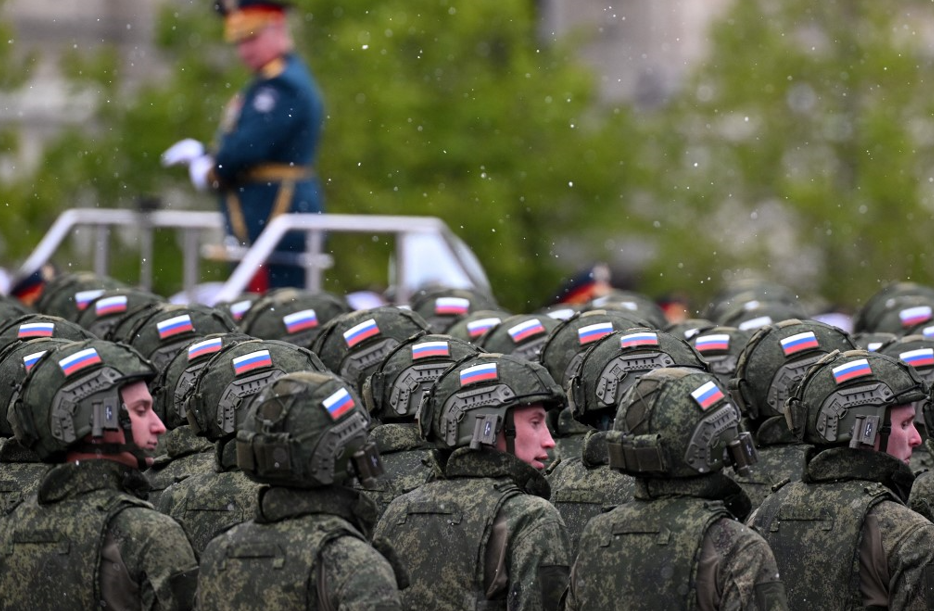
{"left": 508, "top": 319, "right": 546, "bottom": 343}
{"left": 900, "top": 306, "right": 932, "bottom": 328}
{"left": 467, "top": 317, "right": 500, "bottom": 338}
{"left": 283, "top": 309, "right": 318, "bottom": 334}
{"left": 23, "top": 351, "right": 46, "bottom": 372}
{"left": 695, "top": 334, "right": 730, "bottom": 352}
{"left": 157, "top": 315, "right": 194, "bottom": 339}
{"left": 619, "top": 331, "right": 659, "bottom": 349}
{"left": 95, "top": 296, "right": 128, "bottom": 316}
{"left": 229, "top": 299, "right": 253, "bottom": 321}
{"left": 232, "top": 349, "right": 273, "bottom": 376}
{"left": 900, "top": 348, "right": 934, "bottom": 368}
{"left": 343, "top": 319, "right": 380, "bottom": 348}
{"left": 435, "top": 297, "right": 470, "bottom": 316}
{"left": 322, "top": 387, "right": 355, "bottom": 420}
{"left": 188, "top": 337, "right": 224, "bottom": 361}
{"left": 74, "top": 290, "right": 104, "bottom": 311}
{"left": 412, "top": 341, "right": 450, "bottom": 360}
{"left": 691, "top": 380, "right": 724, "bottom": 410}
{"left": 59, "top": 348, "right": 102, "bottom": 376}
{"left": 18, "top": 322, "right": 54, "bottom": 338}
{"left": 780, "top": 331, "right": 819, "bottom": 356}
{"left": 578, "top": 322, "right": 613, "bottom": 345}
{"left": 460, "top": 362, "right": 498, "bottom": 386}
{"left": 832, "top": 358, "right": 872, "bottom": 384}
{"left": 739, "top": 316, "right": 772, "bottom": 331}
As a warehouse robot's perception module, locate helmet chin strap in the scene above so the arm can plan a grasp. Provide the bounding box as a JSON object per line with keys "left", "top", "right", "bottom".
{"left": 503, "top": 409, "right": 517, "bottom": 455}
{"left": 877, "top": 407, "right": 892, "bottom": 455}
{"left": 74, "top": 403, "right": 149, "bottom": 469}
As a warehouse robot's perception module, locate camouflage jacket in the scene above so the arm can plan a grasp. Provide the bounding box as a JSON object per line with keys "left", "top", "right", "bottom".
{"left": 549, "top": 406, "right": 593, "bottom": 465}
{"left": 198, "top": 484, "right": 402, "bottom": 610}
{"left": 0, "top": 437, "right": 48, "bottom": 515}
{"left": 145, "top": 425, "right": 215, "bottom": 507}
{"left": 546, "top": 431, "right": 635, "bottom": 559}
{"left": 352, "top": 422, "right": 445, "bottom": 517}
{"left": 728, "top": 418, "right": 811, "bottom": 510}
{"left": 375, "top": 448, "right": 571, "bottom": 611}
{"left": 155, "top": 438, "right": 261, "bottom": 554}
{"left": 0, "top": 459, "right": 198, "bottom": 611}
{"left": 752, "top": 447, "right": 934, "bottom": 610}
{"left": 566, "top": 474, "right": 787, "bottom": 611}
{"left": 909, "top": 438, "right": 934, "bottom": 521}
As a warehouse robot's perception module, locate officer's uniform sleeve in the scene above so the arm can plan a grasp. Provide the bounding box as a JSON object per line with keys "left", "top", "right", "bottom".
{"left": 865, "top": 500, "right": 934, "bottom": 610}
{"left": 214, "top": 77, "right": 306, "bottom": 180}
{"left": 108, "top": 507, "right": 199, "bottom": 611}
{"left": 486, "top": 495, "right": 571, "bottom": 611}
{"left": 319, "top": 535, "right": 402, "bottom": 611}
{"left": 696, "top": 517, "right": 788, "bottom": 611}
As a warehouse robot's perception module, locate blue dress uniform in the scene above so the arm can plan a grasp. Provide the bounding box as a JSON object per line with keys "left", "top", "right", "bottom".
{"left": 212, "top": 51, "right": 324, "bottom": 289}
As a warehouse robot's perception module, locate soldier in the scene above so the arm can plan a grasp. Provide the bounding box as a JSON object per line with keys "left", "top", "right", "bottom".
{"left": 477, "top": 312, "right": 560, "bottom": 361}
{"left": 375, "top": 353, "right": 571, "bottom": 611}
{"left": 359, "top": 333, "right": 480, "bottom": 514}
{"left": 755, "top": 350, "right": 934, "bottom": 609}
{"left": 235, "top": 287, "right": 351, "bottom": 347}
{"left": 729, "top": 318, "right": 856, "bottom": 508}
{"left": 407, "top": 285, "right": 500, "bottom": 334}
{"left": 566, "top": 367, "right": 787, "bottom": 610}
{"left": 198, "top": 371, "right": 403, "bottom": 609}
{"left": 162, "top": 0, "right": 325, "bottom": 290}
{"left": 157, "top": 339, "right": 326, "bottom": 552}
{"left": 0, "top": 339, "right": 198, "bottom": 610}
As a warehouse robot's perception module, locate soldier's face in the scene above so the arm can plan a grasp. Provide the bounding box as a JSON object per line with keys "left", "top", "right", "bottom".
{"left": 876, "top": 403, "right": 922, "bottom": 465}
{"left": 497, "top": 403, "right": 555, "bottom": 470}
{"left": 121, "top": 380, "right": 166, "bottom": 462}
{"left": 236, "top": 24, "right": 284, "bottom": 71}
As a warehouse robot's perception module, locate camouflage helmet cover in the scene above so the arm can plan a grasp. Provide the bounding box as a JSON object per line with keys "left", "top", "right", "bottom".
{"left": 0, "top": 314, "right": 96, "bottom": 354}
{"left": 477, "top": 313, "right": 560, "bottom": 362}
{"left": 361, "top": 332, "right": 481, "bottom": 422}
{"left": 408, "top": 286, "right": 499, "bottom": 334}
{"left": 418, "top": 353, "right": 565, "bottom": 451}
{"left": 34, "top": 272, "right": 128, "bottom": 322}
{"left": 444, "top": 309, "right": 512, "bottom": 344}
{"left": 690, "top": 325, "right": 755, "bottom": 388}
{"left": 185, "top": 339, "right": 327, "bottom": 441}
{"left": 0, "top": 337, "right": 75, "bottom": 437}
{"left": 853, "top": 281, "right": 934, "bottom": 334}
{"left": 74, "top": 288, "right": 165, "bottom": 339}
{"left": 237, "top": 371, "right": 382, "bottom": 488}
{"left": 784, "top": 350, "right": 928, "bottom": 449}
{"left": 586, "top": 289, "right": 668, "bottom": 329}
{"left": 730, "top": 319, "right": 857, "bottom": 423}
{"left": 607, "top": 367, "right": 757, "bottom": 478}
{"left": 10, "top": 339, "right": 156, "bottom": 462}
{"left": 237, "top": 287, "right": 351, "bottom": 347}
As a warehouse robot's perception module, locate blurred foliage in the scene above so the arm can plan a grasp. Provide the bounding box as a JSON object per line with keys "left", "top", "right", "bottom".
{"left": 6, "top": 0, "right": 934, "bottom": 311}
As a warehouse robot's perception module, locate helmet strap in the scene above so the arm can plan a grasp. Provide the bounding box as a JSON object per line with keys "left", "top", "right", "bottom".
{"left": 878, "top": 408, "right": 893, "bottom": 454}
{"left": 504, "top": 408, "right": 517, "bottom": 455}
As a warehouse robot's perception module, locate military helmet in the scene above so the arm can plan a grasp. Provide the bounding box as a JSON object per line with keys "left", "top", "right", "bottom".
{"left": 408, "top": 286, "right": 500, "bottom": 334}
{"left": 853, "top": 281, "right": 934, "bottom": 334}
{"left": 852, "top": 331, "right": 898, "bottom": 353}
{"left": 237, "top": 287, "right": 351, "bottom": 347}
{"left": 477, "top": 314, "right": 560, "bottom": 361}
{"left": 237, "top": 371, "right": 382, "bottom": 488}
{"left": 185, "top": 339, "right": 327, "bottom": 441}
{"left": 0, "top": 337, "right": 74, "bottom": 437}
{"left": 784, "top": 350, "right": 928, "bottom": 450}
{"left": 0, "top": 314, "right": 96, "bottom": 354}
{"left": 717, "top": 299, "right": 809, "bottom": 332}
{"left": 867, "top": 295, "right": 934, "bottom": 336}
{"left": 214, "top": 293, "right": 263, "bottom": 324}
{"left": 535, "top": 303, "right": 583, "bottom": 322}
{"left": 703, "top": 279, "right": 799, "bottom": 323}
{"left": 875, "top": 335, "right": 934, "bottom": 389}
{"left": 149, "top": 332, "right": 254, "bottom": 430}
{"left": 537, "top": 309, "right": 650, "bottom": 390}
{"left": 0, "top": 297, "right": 33, "bottom": 320}
{"left": 34, "top": 272, "right": 128, "bottom": 322}
{"left": 586, "top": 289, "right": 668, "bottom": 329}
{"left": 9, "top": 339, "right": 156, "bottom": 463}
{"left": 567, "top": 328, "right": 708, "bottom": 428}
{"left": 118, "top": 303, "right": 239, "bottom": 371}
{"left": 311, "top": 306, "right": 431, "bottom": 394}
{"left": 362, "top": 333, "right": 481, "bottom": 422}
{"left": 730, "top": 319, "right": 857, "bottom": 424}
{"left": 418, "top": 353, "right": 565, "bottom": 451}
{"left": 445, "top": 309, "right": 512, "bottom": 344}
{"left": 665, "top": 318, "right": 716, "bottom": 342}
{"left": 607, "top": 367, "right": 757, "bottom": 478}
{"left": 74, "top": 288, "right": 165, "bottom": 339}
{"left": 689, "top": 326, "right": 755, "bottom": 389}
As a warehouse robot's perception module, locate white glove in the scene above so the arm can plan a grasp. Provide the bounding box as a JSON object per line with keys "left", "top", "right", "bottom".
{"left": 161, "top": 138, "right": 205, "bottom": 167}
{"left": 189, "top": 155, "right": 215, "bottom": 191}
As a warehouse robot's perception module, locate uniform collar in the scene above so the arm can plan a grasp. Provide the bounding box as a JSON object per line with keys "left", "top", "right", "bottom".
{"left": 444, "top": 447, "right": 552, "bottom": 500}
{"left": 255, "top": 484, "right": 380, "bottom": 537}
{"left": 754, "top": 415, "right": 799, "bottom": 446}
{"left": 804, "top": 446, "right": 915, "bottom": 502}
{"left": 152, "top": 425, "right": 213, "bottom": 465}
{"left": 634, "top": 473, "right": 752, "bottom": 521}
{"left": 368, "top": 422, "right": 433, "bottom": 454}
{"left": 38, "top": 460, "right": 148, "bottom": 504}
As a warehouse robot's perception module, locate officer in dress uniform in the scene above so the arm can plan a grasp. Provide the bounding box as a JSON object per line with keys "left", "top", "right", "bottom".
{"left": 162, "top": 0, "right": 325, "bottom": 290}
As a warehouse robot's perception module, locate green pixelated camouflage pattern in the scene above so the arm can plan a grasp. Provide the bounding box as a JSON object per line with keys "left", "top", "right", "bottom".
{"left": 729, "top": 439, "right": 810, "bottom": 510}
{"left": 549, "top": 406, "right": 592, "bottom": 464}
{"left": 353, "top": 423, "right": 444, "bottom": 516}
{"left": 198, "top": 485, "right": 401, "bottom": 610}
{"left": 146, "top": 426, "right": 215, "bottom": 507}
{"left": 0, "top": 460, "right": 197, "bottom": 611}
{"left": 155, "top": 443, "right": 262, "bottom": 554}
{"left": 567, "top": 474, "right": 785, "bottom": 611}
{"left": 753, "top": 447, "right": 934, "bottom": 610}
{"left": 0, "top": 437, "right": 47, "bottom": 514}
{"left": 375, "top": 448, "right": 570, "bottom": 611}
{"left": 909, "top": 439, "right": 934, "bottom": 521}
{"left": 546, "top": 431, "right": 636, "bottom": 558}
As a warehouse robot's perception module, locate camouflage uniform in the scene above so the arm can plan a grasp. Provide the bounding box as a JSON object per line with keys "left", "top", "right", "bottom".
{"left": 145, "top": 426, "right": 215, "bottom": 507}
{"left": 0, "top": 456, "right": 198, "bottom": 611}
{"left": 198, "top": 369, "right": 402, "bottom": 608}
{"left": 376, "top": 448, "right": 571, "bottom": 611}
{"left": 0, "top": 437, "right": 47, "bottom": 515}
